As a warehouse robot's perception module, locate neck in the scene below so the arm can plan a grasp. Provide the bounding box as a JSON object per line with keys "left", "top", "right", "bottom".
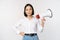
{"left": 27, "top": 15, "right": 33, "bottom": 20}
{"left": 28, "top": 15, "right": 32, "bottom": 18}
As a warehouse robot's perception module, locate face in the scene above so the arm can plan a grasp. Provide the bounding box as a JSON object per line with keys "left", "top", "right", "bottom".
{"left": 25, "top": 6, "right": 32, "bottom": 16}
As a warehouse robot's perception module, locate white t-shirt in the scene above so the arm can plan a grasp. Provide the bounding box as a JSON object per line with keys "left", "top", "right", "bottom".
{"left": 14, "top": 16, "right": 43, "bottom": 35}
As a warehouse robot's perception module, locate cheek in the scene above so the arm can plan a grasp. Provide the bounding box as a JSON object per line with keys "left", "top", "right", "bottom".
{"left": 25, "top": 11, "right": 28, "bottom": 14}
{"left": 29, "top": 10, "right": 32, "bottom": 14}
{"left": 30, "top": 10, "right": 32, "bottom": 13}
{"left": 25, "top": 11, "right": 28, "bottom": 13}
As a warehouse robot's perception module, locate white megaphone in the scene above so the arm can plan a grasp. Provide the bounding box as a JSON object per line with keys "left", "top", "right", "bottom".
{"left": 35, "top": 9, "right": 53, "bottom": 19}
{"left": 42, "top": 9, "right": 53, "bottom": 18}
{"left": 35, "top": 9, "right": 53, "bottom": 32}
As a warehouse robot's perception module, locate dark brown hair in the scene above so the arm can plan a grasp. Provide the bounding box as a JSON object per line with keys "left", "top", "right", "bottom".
{"left": 24, "top": 4, "right": 34, "bottom": 17}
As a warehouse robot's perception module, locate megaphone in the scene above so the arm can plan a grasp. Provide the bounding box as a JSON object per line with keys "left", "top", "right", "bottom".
{"left": 35, "top": 9, "right": 53, "bottom": 19}
{"left": 35, "top": 9, "right": 53, "bottom": 32}
{"left": 42, "top": 9, "right": 53, "bottom": 18}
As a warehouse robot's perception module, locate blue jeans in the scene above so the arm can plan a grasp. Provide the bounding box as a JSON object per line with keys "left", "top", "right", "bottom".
{"left": 23, "top": 35, "right": 39, "bottom": 40}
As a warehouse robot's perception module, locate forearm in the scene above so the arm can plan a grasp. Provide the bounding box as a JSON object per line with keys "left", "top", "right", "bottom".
{"left": 41, "top": 17, "right": 46, "bottom": 27}
{"left": 41, "top": 20, "right": 44, "bottom": 27}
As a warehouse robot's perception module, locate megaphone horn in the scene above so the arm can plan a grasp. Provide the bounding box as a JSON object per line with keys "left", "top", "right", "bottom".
{"left": 43, "top": 9, "right": 53, "bottom": 18}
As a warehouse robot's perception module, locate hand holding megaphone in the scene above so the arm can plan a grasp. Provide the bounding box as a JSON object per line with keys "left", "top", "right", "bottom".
{"left": 35, "top": 9, "right": 53, "bottom": 27}
{"left": 35, "top": 9, "right": 53, "bottom": 19}
{"left": 35, "top": 14, "right": 46, "bottom": 27}
{"left": 35, "top": 9, "right": 53, "bottom": 32}
{"left": 35, "top": 14, "right": 46, "bottom": 21}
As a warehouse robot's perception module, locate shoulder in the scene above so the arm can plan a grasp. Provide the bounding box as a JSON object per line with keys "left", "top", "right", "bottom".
{"left": 18, "top": 17, "right": 27, "bottom": 22}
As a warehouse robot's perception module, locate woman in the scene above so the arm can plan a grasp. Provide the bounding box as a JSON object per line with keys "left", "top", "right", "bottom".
{"left": 14, "top": 4, "right": 46, "bottom": 40}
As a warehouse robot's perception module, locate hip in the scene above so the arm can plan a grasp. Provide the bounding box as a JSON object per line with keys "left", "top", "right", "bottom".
{"left": 23, "top": 33, "right": 39, "bottom": 40}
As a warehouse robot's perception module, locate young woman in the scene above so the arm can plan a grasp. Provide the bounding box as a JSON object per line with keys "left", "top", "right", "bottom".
{"left": 14, "top": 4, "right": 45, "bottom": 40}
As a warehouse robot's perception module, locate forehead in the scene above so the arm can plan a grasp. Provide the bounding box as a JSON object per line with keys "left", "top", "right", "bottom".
{"left": 26, "top": 6, "right": 32, "bottom": 9}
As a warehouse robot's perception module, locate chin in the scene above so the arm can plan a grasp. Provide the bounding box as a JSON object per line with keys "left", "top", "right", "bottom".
{"left": 28, "top": 14, "right": 32, "bottom": 16}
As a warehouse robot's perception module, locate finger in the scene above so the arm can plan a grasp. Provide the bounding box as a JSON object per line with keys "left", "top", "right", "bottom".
{"left": 43, "top": 17, "right": 46, "bottom": 21}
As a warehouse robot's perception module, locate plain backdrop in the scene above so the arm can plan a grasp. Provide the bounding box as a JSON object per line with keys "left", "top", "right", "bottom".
{"left": 0, "top": 0, "right": 60, "bottom": 40}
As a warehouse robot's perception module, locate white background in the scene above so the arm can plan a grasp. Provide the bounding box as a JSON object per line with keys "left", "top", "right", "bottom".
{"left": 0, "top": 0, "right": 60, "bottom": 40}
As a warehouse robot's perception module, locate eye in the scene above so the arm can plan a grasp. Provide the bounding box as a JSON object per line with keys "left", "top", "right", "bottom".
{"left": 30, "top": 8, "right": 32, "bottom": 10}
{"left": 26, "top": 9, "right": 28, "bottom": 11}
